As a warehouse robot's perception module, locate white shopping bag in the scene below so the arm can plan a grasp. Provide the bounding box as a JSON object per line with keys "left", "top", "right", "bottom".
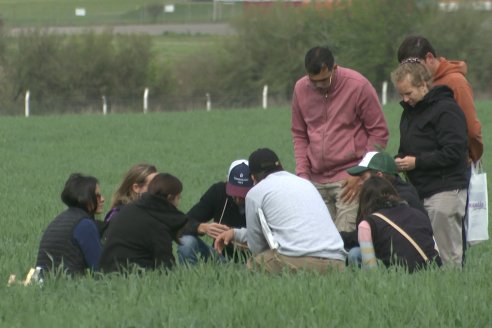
{"left": 466, "top": 160, "right": 489, "bottom": 245}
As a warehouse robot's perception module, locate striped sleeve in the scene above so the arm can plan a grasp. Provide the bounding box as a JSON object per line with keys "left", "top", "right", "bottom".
{"left": 358, "top": 220, "right": 377, "bottom": 269}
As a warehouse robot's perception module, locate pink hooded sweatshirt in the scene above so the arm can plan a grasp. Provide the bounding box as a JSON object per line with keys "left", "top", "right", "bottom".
{"left": 291, "top": 66, "right": 389, "bottom": 183}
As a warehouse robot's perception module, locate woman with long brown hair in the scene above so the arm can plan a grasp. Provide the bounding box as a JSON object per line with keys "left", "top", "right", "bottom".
{"left": 104, "top": 163, "right": 157, "bottom": 223}
{"left": 357, "top": 176, "right": 441, "bottom": 272}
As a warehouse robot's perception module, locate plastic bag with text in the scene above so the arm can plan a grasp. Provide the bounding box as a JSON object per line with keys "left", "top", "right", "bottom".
{"left": 466, "top": 160, "right": 489, "bottom": 245}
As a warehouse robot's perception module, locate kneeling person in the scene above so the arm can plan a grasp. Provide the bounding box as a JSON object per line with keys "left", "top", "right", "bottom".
{"left": 342, "top": 151, "right": 427, "bottom": 266}
{"left": 215, "top": 148, "right": 346, "bottom": 274}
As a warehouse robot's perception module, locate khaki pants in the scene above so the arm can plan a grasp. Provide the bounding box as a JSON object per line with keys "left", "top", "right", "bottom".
{"left": 424, "top": 189, "right": 467, "bottom": 267}
{"left": 247, "top": 249, "right": 345, "bottom": 274}
{"left": 314, "top": 181, "right": 359, "bottom": 232}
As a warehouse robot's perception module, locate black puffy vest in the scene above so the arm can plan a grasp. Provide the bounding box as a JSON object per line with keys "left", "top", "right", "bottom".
{"left": 36, "top": 207, "right": 90, "bottom": 275}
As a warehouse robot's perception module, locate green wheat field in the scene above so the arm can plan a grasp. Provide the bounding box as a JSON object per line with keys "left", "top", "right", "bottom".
{"left": 1, "top": 103, "right": 491, "bottom": 327}
{"left": 0, "top": 0, "right": 241, "bottom": 27}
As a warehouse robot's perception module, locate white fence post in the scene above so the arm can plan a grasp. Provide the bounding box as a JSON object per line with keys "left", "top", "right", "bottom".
{"left": 102, "top": 95, "right": 107, "bottom": 115}
{"left": 213, "top": 0, "right": 218, "bottom": 22}
{"left": 382, "top": 81, "right": 388, "bottom": 106}
{"left": 213, "top": 0, "right": 222, "bottom": 21}
{"left": 262, "top": 85, "right": 268, "bottom": 109}
{"left": 25, "top": 90, "right": 30, "bottom": 118}
{"left": 206, "top": 93, "right": 211, "bottom": 111}
{"left": 143, "top": 87, "right": 149, "bottom": 114}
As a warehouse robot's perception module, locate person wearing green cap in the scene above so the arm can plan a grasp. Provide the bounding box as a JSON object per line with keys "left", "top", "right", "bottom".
{"left": 343, "top": 151, "right": 427, "bottom": 266}
{"left": 346, "top": 151, "right": 425, "bottom": 214}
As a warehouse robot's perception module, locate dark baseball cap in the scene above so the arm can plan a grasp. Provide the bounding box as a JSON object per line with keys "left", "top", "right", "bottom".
{"left": 248, "top": 148, "right": 282, "bottom": 175}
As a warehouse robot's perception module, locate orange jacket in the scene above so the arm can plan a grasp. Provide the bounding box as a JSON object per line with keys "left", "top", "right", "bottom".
{"left": 433, "top": 58, "right": 483, "bottom": 162}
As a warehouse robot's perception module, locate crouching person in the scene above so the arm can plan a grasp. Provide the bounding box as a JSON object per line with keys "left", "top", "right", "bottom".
{"left": 99, "top": 173, "right": 188, "bottom": 273}
{"left": 215, "top": 148, "right": 346, "bottom": 274}
{"left": 178, "top": 159, "right": 253, "bottom": 265}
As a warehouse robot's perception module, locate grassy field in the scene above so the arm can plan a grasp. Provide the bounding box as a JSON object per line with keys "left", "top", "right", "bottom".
{"left": 1, "top": 103, "right": 491, "bottom": 327}
{"left": 152, "top": 33, "right": 224, "bottom": 63}
{"left": 0, "top": 0, "right": 242, "bottom": 27}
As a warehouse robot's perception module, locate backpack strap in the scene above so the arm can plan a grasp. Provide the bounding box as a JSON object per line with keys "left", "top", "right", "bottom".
{"left": 372, "top": 212, "right": 428, "bottom": 262}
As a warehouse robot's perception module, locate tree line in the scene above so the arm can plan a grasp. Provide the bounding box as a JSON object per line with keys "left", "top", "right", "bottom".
{"left": 0, "top": 0, "right": 491, "bottom": 115}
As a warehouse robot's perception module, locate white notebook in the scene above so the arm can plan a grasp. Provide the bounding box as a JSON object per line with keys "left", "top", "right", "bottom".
{"left": 258, "top": 208, "right": 279, "bottom": 250}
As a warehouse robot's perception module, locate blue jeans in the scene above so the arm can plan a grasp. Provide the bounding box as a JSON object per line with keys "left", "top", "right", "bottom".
{"left": 177, "top": 235, "right": 223, "bottom": 265}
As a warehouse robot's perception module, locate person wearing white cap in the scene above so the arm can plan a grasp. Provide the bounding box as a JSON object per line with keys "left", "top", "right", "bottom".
{"left": 178, "top": 160, "right": 253, "bottom": 265}
{"left": 347, "top": 151, "right": 425, "bottom": 214}
{"left": 215, "top": 148, "right": 346, "bottom": 274}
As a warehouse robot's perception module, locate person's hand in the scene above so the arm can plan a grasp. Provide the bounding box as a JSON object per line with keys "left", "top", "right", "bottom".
{"left": 340, "top": 176, "right": 361, "bottom": 203}
{"left": 214, "top": 229, "right": 235, "bottom": 253}
{"left": 197, "top": 223, "right": 229, "bottom": 239}
{"left": 395, "top": 156, "right": 416, "bottom": 172}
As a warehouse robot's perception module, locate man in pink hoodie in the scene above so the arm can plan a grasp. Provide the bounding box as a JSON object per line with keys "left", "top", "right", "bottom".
{"left": 291, "top": 46, "right": 389, "bottom": 233}
{"left": 397, "top": 35, "right": 483, "bottom": 163}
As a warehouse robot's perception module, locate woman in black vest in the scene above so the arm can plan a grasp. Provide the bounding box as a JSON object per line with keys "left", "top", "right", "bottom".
{"left": 36, "top": 173, "right": 105, "bottom": 276}
{"left": 99, "top": 173, "right": 189, "bottom": 273}
{"left": 357, "top": 177, "right": 441, "bottom": 272}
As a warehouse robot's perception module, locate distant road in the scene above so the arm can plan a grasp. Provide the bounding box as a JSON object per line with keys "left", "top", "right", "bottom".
{"left": 8, "top": 23, "right": 236, "bottom": 36}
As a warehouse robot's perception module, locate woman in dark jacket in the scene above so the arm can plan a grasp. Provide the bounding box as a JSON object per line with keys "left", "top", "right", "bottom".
{"left": 391, "top": 59, "right": 468, "bottom": 267}
{"left": 99, "top": 173, "right": 188, "bottom": 273}
{"left": 357, "top": 177, "right": 441, "bottom": 272}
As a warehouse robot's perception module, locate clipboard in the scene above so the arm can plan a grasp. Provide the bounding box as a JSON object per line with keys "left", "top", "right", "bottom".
{"left": 258, "top": 208, "right": 279, "bottom": 250}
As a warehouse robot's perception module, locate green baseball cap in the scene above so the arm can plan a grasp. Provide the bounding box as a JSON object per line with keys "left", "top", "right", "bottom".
{"left": 347, "top": 151, "right": 398, "bottom": 176}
